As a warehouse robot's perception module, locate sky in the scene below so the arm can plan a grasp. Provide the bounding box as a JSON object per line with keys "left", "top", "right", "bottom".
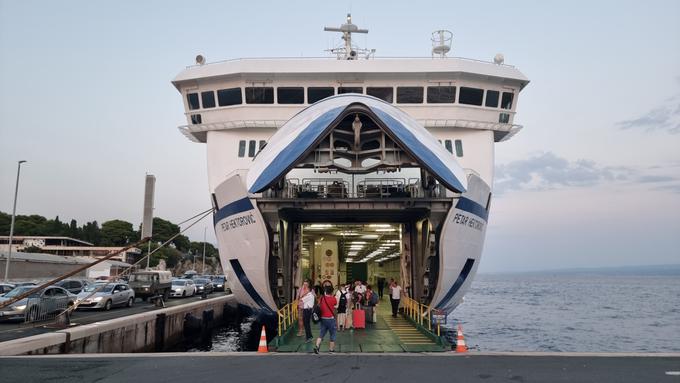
{"left": 0, "top": 0, "right": 678, "bottom": 273}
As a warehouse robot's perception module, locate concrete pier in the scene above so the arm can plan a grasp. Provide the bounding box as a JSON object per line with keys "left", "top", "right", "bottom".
{"left": 0, "top": 352, "right": 678, "bottom": 383}
{"left": 0, "top": 294, "right": 235, "bottom": 355}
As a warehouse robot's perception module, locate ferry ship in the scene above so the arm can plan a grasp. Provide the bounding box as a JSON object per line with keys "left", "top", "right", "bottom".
{"left": 172, "top": 15, "right": 529, "bottom": 317}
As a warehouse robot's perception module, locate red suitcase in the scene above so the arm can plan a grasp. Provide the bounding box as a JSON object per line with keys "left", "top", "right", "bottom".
{"left": 353, "top": 308, "right": 366, "bottom": 329}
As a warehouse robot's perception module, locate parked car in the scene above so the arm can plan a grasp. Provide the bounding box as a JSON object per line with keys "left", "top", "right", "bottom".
{"left": 170, "top": 279, "right": 196, "bottom": 298}
{"left": 14, "top": 282, "right": 37, "bottom": 287}
{"left": 128, "top": 270, "right": 172, "bottom": 301}
{"left": 0, "top": 283, "right": 15, "bottom": 296}
{"left": 193, "top": 278, "right": 214, "bottom": 295}
{"left": 55, "top": 279, "right": 89, "bottom": 294}
{"left": 75, "top": 283, "right": 135, "bottom": 310}
{"left": 211, "top": 276, "right": 226, "bottom": 292}
{"left": 0, "top": 285, "right": 75, "bottom": 322}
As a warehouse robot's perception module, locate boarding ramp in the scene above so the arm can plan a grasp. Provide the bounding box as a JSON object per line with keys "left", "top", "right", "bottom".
{"left": 272, "top": 297, "right": 449, "bottom": 353}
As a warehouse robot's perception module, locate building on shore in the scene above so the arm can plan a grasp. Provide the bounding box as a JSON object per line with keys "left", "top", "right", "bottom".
{"left": 0, "top": 236, "right": 141, "bottom": 264}
{"left": 0, "top": 252, "right": 132, "bottom": 281}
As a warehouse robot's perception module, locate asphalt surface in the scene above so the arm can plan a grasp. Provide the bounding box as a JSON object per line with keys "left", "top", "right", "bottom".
{"left": 0, "top": 291, "right": 230, "bottom": 342}
{"left": 0, "top": 353, "right": 678, "bottom": 383}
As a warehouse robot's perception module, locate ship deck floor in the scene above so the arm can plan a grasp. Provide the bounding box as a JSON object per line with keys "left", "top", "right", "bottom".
{"left": 274, "top": 297, "right": 447, "bottom": 353}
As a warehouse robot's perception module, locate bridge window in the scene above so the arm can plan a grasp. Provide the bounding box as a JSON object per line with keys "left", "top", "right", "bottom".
{"left": 499, "top": 113, "right": 510, "bottom": 123}
{"left": 455, "top": 139, "right": 463, "bottom": 157}
{"left": 245, "top": 87, "right": 274, "bottom": 104}
{"left": 459, "top": 87, "right": 484, "bottom": 106}
{"left": 427, "top": 86, "right": 455, "bottom": 103}
{"left": 277, "top": 87, "right": 305, "bottom": 104}
{"left": 187, "top": 93, "right": 200, "bottom": 110}
{"left": 238, "top": 140, "right": 246, "bottom": 157}
{"left": 201, "top": 91, "right": 216, "bottom": 109}
{"left": 248, "top": 140, "right": 257, "bottom": 157}
{"left": 444, "top": 139, "right": 453, "bottom": 153}
{"left": 397, "top": 87, "right": 424, "bottom": 103}
{"left": 366, "top": 87, "right": 393, "bottom": 103}
{"left": 307, "top": 87, "right": 335, "bottom": 103}
{"left": 485, "top": 90, "right": 499, "bottom": 107}
{"left": 501, "top": 92, "right": 514, "bottom": 110}
{"left": 217, "top": 88, "right": 242, "bottom": 106}
{"left": 259, "top": 140, "right": 267, "bottom": 149}
{"left": 190, "top": 114, "right": 202, "bottom": 124}
{"left": 338, "top": 87, "right": 363, "bottom": 94}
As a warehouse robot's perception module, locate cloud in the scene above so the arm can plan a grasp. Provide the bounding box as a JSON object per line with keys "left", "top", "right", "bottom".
{"left": 494, "top": 152, "right": 680, "bottom": 194}
{"left": 617, "top": 94, "right": 680, "bottom": 134}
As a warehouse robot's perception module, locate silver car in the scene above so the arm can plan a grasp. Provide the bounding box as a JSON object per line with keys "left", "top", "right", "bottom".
{"left": 75, "top": 283, "right": 135, "bottom": 310}
{"left": 0, "top": 285, "right": 75, "bottom": 322}
{"left": 170, "top": 279, "right": 196, "bottom": 298}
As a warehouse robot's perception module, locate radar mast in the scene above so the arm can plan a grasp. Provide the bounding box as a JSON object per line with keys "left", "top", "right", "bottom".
{"left": 324, "top": 14, "right": 375, "bottom": 60}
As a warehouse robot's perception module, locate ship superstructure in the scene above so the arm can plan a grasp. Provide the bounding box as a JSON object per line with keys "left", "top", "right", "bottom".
{"left": 173, "top": 15, "right": 528, "bottom": 315}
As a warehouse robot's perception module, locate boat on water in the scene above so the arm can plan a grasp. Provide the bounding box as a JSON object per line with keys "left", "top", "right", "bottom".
{"left": 172, "top": 15, "right": 529, "bottom": 318}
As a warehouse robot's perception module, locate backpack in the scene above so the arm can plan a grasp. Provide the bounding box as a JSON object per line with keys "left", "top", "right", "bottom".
{"left": 369, "top": 291, "right": 379, "bottom": 306}
{"left": 338, "top": 292, "right": 347, "bottom": 312}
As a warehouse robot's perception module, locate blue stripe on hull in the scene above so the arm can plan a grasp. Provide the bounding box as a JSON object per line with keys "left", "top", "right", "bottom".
{"left": 249, "top": 106, "right": 345, "bottom": 193}
{"left": 213, "top": 197, "right": 254, "bottom": 225}
{"left": 371, "top": 107, "right": 466, "bottom": 193}
{"left": 229, "top": 259, "right": 274, "bottom": 314}
{"left": 435, "top": 258, "right": 475, "bottom": 310}
{"left": 456, "top": 197, "right": 489, "bottom": 221}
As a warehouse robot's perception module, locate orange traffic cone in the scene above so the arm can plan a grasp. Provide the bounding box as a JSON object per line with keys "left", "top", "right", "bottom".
{"left": 257, "top": 325, "right": 268, "bottom": 353}
{"left": 455, "top": 324, "right": 468, "bottom": 353}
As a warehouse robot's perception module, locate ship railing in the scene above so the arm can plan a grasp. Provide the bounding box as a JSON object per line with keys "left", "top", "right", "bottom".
{"left": 267, "top": 177, "right": 445, "bottom": 199}
{"left": 401, "top": 296, "right": 442, "bottom": 337}
{"left": 276, "top": 300, "right": 299, "bottom": 338}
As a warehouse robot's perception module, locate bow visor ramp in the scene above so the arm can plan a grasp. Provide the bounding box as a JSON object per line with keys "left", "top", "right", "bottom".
{"left": 246, "top": 94, "right": 468, "bottom": 194}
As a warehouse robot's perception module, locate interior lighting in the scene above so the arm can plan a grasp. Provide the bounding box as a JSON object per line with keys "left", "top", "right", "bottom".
{"left": 368, "top": 224, "right": 392, "bottom": 228}
{"left": 361, "top": 234, "right": 379, "bottom": 239}
{"left": 308, "top": 224, "right": 333, "bottom": 229}
{"left": 375, "top": 228, "right": 396, "bottom": 232}
{"left": 350, "top": 241, "right": 368, "bottom": 245}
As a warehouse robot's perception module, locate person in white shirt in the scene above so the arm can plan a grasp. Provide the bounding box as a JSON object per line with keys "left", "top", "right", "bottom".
{"left": 300, "top": 283, "right": 316, "bottom": 342}
{"left": 354, "top": 280, "right": 367, "bottom": 294}
{"left": 390, "top": 280, "right": 402, "bottom": 318}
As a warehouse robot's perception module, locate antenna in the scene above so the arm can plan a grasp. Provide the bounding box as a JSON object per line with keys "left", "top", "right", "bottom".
{"left": 324, "top": 13, "right": 373, "bottom": 60}
{"left": 431, "top": 30, "right": 453, "bottom": 58}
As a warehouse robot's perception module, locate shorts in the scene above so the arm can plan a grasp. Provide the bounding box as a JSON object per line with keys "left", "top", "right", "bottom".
{"left": 319, "top": 318, "right": 337, "bottom": 341}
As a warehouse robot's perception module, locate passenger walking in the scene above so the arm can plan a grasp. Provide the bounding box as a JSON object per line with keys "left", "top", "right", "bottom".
{"left": 377, "top": 277, "right": 386, "bottom": 300}
{"left": 335, "top": 284, "right": 349, "bottom": 331}
{"left": 364, "top": 285, "right": 379, "bottom": 323}
{"left": 297, "top": 280, "right": 311, "bottom": 336}
{"left": 344, "top": 284, "right": 353, "bottom": 330}
{"left": 300, "top": 281, "right": 315, "bottom": 342}
{"left": 314, "top": 285, "right": 337, "bottom": 354}
{"left": 390, "top": 280, "right": 402, "bottom": 318}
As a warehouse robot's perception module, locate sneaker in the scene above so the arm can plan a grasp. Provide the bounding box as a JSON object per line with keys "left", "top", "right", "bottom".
{"left": 328, "top": 350, "right": 335, "bottom": 354}
{"left": 305, "top": 337, "right": 313, "bottom": 343}
{"left": 313, "top": 346, "right": 319, "bottom": 354}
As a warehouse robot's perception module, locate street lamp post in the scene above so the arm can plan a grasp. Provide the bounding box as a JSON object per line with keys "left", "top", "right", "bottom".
{"left": 4, "top": 160, "right": 27, "bottom": 282}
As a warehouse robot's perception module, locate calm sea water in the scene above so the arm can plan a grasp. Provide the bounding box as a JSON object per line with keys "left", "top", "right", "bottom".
{"left": 450, "top": 272, "right": 680, "bottom": 352}
{"left": 182, "top": 271, "right": 680, "bottom": 352}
